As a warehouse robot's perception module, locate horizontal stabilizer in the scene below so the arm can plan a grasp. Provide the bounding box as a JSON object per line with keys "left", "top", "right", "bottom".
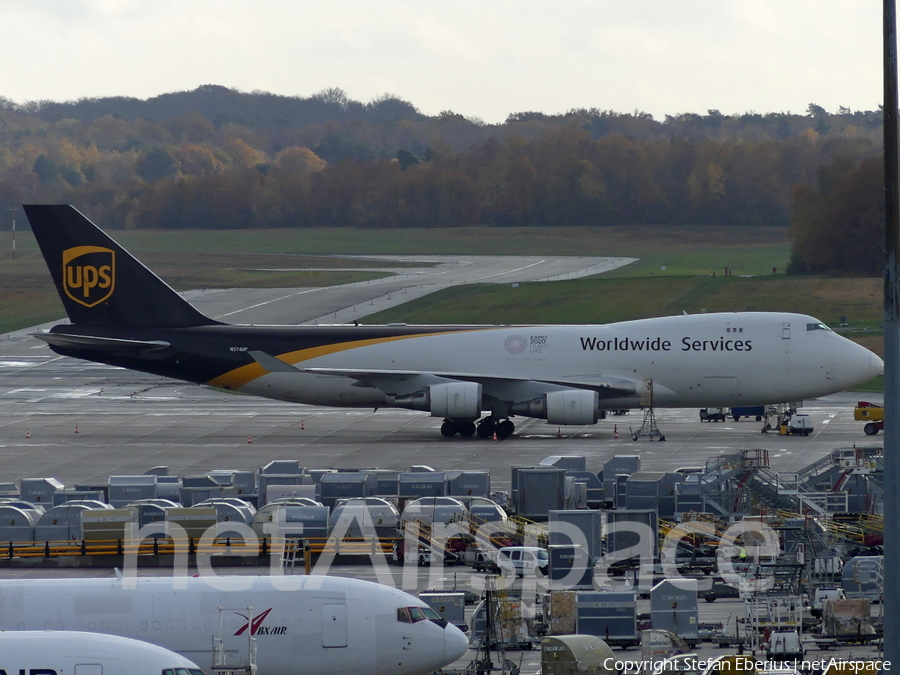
{"left": 33, "top": 333, "right": 171, "bottom": 352}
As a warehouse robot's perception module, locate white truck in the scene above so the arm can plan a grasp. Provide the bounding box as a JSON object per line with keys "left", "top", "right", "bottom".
{"left": 786, "top": 413, "right": 814, "bottom": 436}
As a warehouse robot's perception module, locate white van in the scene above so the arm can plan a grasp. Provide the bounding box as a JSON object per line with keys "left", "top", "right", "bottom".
{"left": 497, "top": 546, "right": 549, "bottom": 577}
{"left": 812, "top": 587, "right": 846, "bottom": 616}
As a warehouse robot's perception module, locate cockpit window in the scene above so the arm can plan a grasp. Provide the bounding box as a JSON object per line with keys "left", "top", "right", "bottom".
{"left": 420, "top": 606, "right": 442, "bottom": 620}
{"left": 807, "top": 323, "right": 831, "bottom": 331}
{"left": 398, "top": 606, "right": 429, "bottom": 623}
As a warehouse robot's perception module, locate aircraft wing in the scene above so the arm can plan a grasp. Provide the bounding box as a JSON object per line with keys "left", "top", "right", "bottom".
{"left": 248, "top": 351, "right": 638, "bottom": 398}
{"left": 33, "top": 333, "right": 171, "bottom": 352}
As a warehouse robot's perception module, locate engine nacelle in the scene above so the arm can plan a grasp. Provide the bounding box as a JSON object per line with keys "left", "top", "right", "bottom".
{"left": 511, "top": 389, "right": 600, "bottom": 425}
{"left": 393, "top": 382, "right": 483, "bottom": 418}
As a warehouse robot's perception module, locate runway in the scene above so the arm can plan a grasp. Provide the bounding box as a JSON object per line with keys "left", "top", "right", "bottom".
{"left": 0, "top": 253, "right": 880, "bottom": 487}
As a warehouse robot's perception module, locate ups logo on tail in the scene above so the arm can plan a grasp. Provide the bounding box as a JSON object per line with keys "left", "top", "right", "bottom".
{"left": 62, "top": 246, "right": 115, "bottom": 308}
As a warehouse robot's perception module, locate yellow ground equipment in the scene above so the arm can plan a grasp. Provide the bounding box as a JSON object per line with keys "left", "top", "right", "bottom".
{"left": 854, "top": 401, "right": 884, "bottom": 435}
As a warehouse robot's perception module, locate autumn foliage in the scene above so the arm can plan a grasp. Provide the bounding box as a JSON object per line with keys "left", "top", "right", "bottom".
{"left": 0, "top": 86, "right": 885, "bottom": 275}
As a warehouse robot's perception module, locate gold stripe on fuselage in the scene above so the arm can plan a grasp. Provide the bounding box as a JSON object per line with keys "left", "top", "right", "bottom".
{"left": 205, "top": 330, "right": 474, "bottom": 390}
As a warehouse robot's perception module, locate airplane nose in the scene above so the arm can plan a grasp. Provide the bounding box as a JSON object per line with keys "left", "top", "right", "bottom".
{"left": 445, "top": 623, "right": 469, "bottom": 663}
{"left": 870, "top": 352, "right": 885, "bottom": 379}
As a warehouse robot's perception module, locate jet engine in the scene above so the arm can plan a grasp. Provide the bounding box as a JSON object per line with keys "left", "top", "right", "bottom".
{"left": 511, "top": 389, "right": 600, "bottom": 425}
{"left": 393, "top": 382, "right": 483, "bottom": 418}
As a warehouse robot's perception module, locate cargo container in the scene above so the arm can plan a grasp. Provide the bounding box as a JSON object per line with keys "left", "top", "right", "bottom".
{"left": 317, "top": 472, "right": 376, "bottom": 508}
{"left": 251, "top": 500, "right": 330, "bottom": 541}
{"left": 445, "top": 470, "right": 490, "bottom": 498}
{"left": 548, "top": 544, "right": 593, "bottom": 590}
{"left": 20, "top": 478, "right": 64, "bottom": 506}
{"left": 419, "top": 591, "right": 467, "bottom": 629}
{"left": 35, "top": 501, "right": 112, "bottom": 541}
{"left": 650, "top": 579, "right": 699, "bottom": 643}
{"left": 575, "top": 591, "right": 639, "bottom": 648}
{"left": 539, "top": 456, "right": 587, "bottom": 472}
{"left": 549, "top": 510, "right": 601, "bottom": 560}
{"left": 108, "top": 475, "right": 158, "bottom": 508}
{"left": 329, "top": 497, "right": 400, "bottom": 538}
{"left": 541, "top": 635, "right": 616, "bottom": 675}
{"left": 512, "top": 466, "right": 565, "bottom": 520}
{"left": 399, "top": 472, "right": 447, "bottom": 499}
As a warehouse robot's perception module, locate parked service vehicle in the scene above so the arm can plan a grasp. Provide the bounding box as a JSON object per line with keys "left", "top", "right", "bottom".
{"left": 699, "top": 408, "right": 726, "bottom": 422}
{"left": 785, "top": 413, "right": 814, "bottom": 436}
{"left": 699, "top": 576, "right": 741, "bottom": 602}
{"left": 766, "top": 629, "right": 804, "bottom": 661}
{"left": 855, "top": 401, "right": 884, "bottom": 435}
{"left": 497, "top": 546, "right": 549, "bottom": 577}
{"left": 812, "top": 587, "right": 847, "bottom": 617}
{"left": 729, "top": 405, "right": 765, "bottom": 421}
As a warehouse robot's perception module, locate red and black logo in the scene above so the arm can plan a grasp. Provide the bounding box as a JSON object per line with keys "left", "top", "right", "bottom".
{"left": 235, "top": 608, "right": 288, "bottom": 636}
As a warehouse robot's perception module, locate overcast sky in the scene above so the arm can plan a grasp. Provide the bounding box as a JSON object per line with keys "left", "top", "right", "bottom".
{"left": 1, "top": 0, "right": 884, "bottom": 123}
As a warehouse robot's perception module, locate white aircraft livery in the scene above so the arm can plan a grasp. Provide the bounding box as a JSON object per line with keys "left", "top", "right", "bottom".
{"left": 0, "top": 575, "right": 469, "bottom": 675}
{"left": 0, "top": 630, "right": 205, "bottom": 674}
{"left": 24, "top": 205, "right": 883, "bottom": 439}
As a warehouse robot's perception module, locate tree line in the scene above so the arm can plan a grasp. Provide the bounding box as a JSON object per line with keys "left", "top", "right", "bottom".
{"left": 788, "top": 156, "right": 883, "bottom": 275}
{"left": 0, "top": 86, "right": 885, "bottom": 273}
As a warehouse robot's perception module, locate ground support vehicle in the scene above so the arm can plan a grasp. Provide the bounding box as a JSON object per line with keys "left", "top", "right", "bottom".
{"left": 699, "top": 408, "right": 726, "bottom": 422}
{"left": 730, "top": 405, "right": 765, "bottom": 421}
{"left": 855, "top": 401, "right": 884, "bottom": 435}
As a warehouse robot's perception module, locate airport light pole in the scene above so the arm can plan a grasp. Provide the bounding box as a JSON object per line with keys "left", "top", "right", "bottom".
{"left": 882, "top": 0, "right": 899, "bottom": 665}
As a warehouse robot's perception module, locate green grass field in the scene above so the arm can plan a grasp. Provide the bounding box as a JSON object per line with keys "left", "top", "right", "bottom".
{"left": 361, "top": 275, "right": 882, "bottom": 330}
{"left": 0, "top": 225, "right": 881, "bottom": 353}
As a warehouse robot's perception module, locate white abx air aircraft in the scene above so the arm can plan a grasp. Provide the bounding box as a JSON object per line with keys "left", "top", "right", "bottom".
{"left": 0, "top": 631, "right": 205, "bottom": 674}
{"left": 24, "top": 205, "right": 883, "bottom": 439}
{"left": 0, "top": 575, "right": 469, "bottom": 675}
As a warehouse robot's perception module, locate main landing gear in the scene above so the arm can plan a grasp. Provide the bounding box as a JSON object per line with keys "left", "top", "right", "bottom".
{"left": 441, "top": 417, "right": 515, "bottom": 440}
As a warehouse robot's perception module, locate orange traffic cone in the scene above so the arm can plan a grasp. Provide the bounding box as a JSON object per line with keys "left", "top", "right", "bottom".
{"left": 557, "top": 427, "right": 562, "bottom": 438}
{"left": 247, "top": 434, "right": 253, "bottom": 444}
{"left": 301, "top": 420, "right": 305, "bottom": 430}
{"left": 74, "top": 423, "right": 79, "bottom": 434}
{"left": 614, "top": 425, "right": 619, "bottom": 439}
{"left": 26, "top": 429, "right": 30, "bottom": 439}
{"left": 492, "top": 429, "right": 498, "bottom": 441}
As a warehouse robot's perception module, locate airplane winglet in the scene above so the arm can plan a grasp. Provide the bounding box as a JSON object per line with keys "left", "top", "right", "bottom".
{"left": 248, "top": 350, "right": 301, "bottom": 373}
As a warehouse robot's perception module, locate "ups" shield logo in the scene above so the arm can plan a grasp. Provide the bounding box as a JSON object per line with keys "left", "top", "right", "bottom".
{"left": 62, "top": 246, "right": 115, "bottom": 308}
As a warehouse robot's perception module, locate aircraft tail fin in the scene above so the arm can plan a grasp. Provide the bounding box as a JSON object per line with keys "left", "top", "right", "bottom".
{"left": 24, "top": 204, "right": 218, "bottom": 328}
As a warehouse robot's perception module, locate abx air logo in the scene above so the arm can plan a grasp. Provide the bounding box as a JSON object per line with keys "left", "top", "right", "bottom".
{"left": 235, "top": 608, "right": 287, "bottom": 636}
{"left": 62, "top": 246, "right": 115, "bottom": 308}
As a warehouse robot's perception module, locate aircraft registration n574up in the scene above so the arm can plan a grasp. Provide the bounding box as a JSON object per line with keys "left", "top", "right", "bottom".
{"left": 24, "top": 205, "right": 883, "bottom": 440}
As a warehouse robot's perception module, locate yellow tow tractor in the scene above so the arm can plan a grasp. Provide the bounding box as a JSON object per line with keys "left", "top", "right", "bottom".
{"left": 854, "top": 400, "right": 884, "bottom": 435}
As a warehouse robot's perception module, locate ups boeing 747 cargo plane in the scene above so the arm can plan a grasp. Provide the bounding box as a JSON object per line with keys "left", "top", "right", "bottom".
{"left": 24, "top": 205, "right": 883, "bottom": 439}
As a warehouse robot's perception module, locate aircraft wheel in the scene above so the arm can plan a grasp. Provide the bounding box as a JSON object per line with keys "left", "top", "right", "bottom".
{"left": 864, "top": 423, "right": 879, "bottom": 436}
{"left": 458, "top": 421, "right": 477, "bottom": 437}
{"left": 441, "top": 421, "right": 458, "bottom": 437}
{"left": 496, "top": 420, "right": 515, "bottom": 439}
{"left": 733, "top": 415, "right": 740, "bottom": 422}
{"left": 476, "top": 420, "right": 494, "bottom": 438}
{"left": 659, "top": 435, "right": 666, "bottom": 442}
